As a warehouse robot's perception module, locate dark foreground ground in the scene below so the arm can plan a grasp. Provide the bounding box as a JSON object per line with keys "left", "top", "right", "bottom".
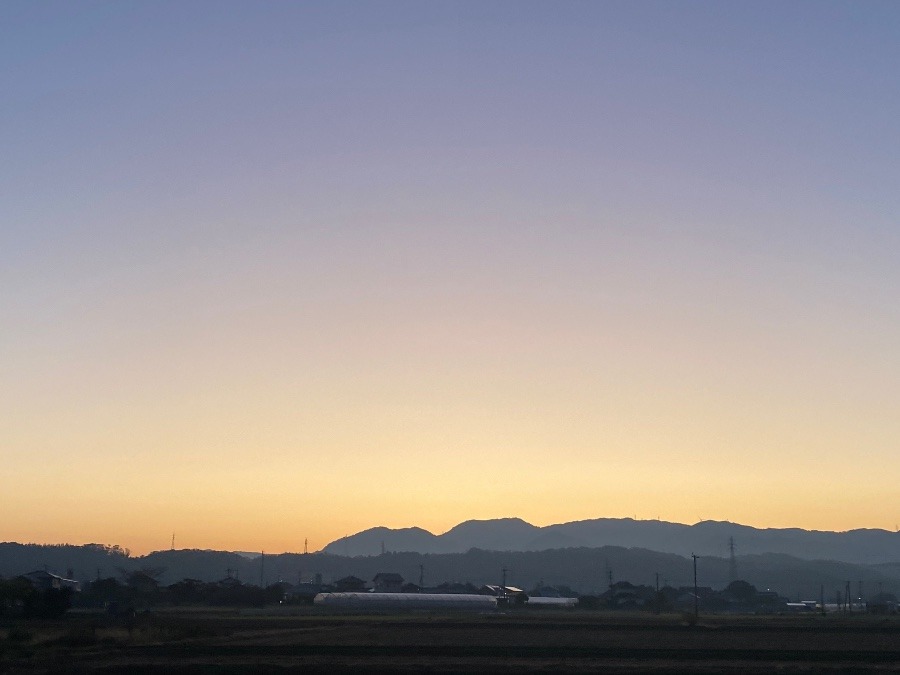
{"left": 3, "top": 608, "right": 900, "bottom": 673}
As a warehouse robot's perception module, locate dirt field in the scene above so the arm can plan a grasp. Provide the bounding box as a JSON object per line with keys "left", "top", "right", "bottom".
{"left": 4, "top": 608, "right": 900, "bottom": 672}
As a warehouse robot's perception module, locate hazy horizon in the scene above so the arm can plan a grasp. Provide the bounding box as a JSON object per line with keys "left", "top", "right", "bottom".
{"left": 4, "top": 1, "right": 900, "bottom": 557}
{"left": 7, "top": 514, "right": 900, "bottom": 559}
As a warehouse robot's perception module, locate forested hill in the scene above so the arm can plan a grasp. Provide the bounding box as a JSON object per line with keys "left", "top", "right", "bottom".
{"left": 324, "top": 518, "right": 900, "bottom": 564}
{"left": 3, "top": 542, "right": 900, "bottom": 600}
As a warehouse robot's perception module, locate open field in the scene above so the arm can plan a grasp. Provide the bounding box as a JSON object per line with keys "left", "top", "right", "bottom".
{"left": 4, "top": 609, "right": 900, "bottom": 673}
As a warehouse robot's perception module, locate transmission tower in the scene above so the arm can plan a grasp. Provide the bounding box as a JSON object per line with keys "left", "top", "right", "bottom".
{"left": 728, "top": 537, "right": 738, "bottom": 582}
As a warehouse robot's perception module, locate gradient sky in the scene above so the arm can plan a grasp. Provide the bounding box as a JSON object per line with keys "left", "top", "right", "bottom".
{"left": 3, "top": 1, "right": 900, "bottom": 556}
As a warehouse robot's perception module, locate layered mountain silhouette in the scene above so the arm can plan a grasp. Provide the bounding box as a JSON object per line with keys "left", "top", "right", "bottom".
{"left": 4, "top": 541, "right": 899, "bottom": 598}
{"left": 323, "top": 517, "right": 900, "bottom": 565}
{"left": 5, "top": 521, "right": 900, "bottom": 597}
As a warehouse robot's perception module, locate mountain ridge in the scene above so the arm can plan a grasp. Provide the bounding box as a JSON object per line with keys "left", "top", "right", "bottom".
{"left": 322, "top": 517, "right": 900, "bottom": 565}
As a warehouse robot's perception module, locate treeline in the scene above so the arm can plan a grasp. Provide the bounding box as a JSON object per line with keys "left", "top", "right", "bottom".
{"left": 0, "top": 543, "right": 131, "bottom": 581}
{"left": 0, "top": 575, "right": 289, "bottom": 619}
{"left": 75, "top": 575, "right": 289, "bottom": 610}
{"left": 0, "top": 578, "right": 73, "bottom": 619}
{"left": 4, "top": 543, "right": 900, "bottom": 600}
{"left": 580, "top": 579, "right": 795, "bottom": 614}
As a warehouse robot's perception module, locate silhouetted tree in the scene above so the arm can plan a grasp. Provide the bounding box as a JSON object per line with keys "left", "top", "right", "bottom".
{"left": 725, "top": 580, "right": 757, "bottom": 604}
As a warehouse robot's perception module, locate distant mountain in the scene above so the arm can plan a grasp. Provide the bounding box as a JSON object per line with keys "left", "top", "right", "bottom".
{"left": 324, "top": 526, "right": 440, "bottom": 556}
{"left": 322, "top": 518, "right": 900, "bottom": 565}
{"left": 443, "top": 518, "right": 541, "bottom": 552}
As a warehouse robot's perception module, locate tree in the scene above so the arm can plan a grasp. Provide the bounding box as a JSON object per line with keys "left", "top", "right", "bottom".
{"left": 725, "top": 580, "right": 757, "bottom": 605}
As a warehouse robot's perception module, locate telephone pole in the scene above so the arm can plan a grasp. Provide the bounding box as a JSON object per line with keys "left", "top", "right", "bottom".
{"left": 655, "top": 572, "right": 660, "bottom": 614}
{"left": 692, "top": 553, "right": 699, "bottom": 620}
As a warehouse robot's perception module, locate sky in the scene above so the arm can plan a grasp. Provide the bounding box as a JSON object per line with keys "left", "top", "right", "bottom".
{"left": 3, "top": 1, "right": 900, "bottom": 556}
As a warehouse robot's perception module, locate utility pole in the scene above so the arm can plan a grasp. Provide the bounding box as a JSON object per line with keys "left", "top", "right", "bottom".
{"left": 692, "top": 553, "right": 699, "bottom": 621}
{"left": 304, "top": 538, "right": 308, "bottom": 555}
{"left": 846, "top": 580, "right": 852, "bottom": 614}
{"left": 419, "top": 564, "right": 425, "bottom": 592}
{"left": 655, "top": 572, "right": 660, "bottom": 615}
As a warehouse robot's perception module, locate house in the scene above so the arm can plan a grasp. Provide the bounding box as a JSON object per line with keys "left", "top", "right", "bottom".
{"left": 334, "top": 575, "right": 368, "bottom": 592}
{"left": 480, "top": 584, "right": 524, "bottom": 597}
{"left": 285, "top": 580, "right": 325, "bottom": 604}
{"left": 216, "top": 576, "right": 243, "bottom": 589}
{"left": 22, "top": 570, "right": 81, "bottom": 592}
{"left": 755, "top": 590, "right": 788, "bottom": 613}
{"left": 602, "top": 581, "right": 655, "bottom": 609}
{"left": 125, "top": 570, "right": 160, "bottom": 595}
{"left": 528, "top": 585, "right": 563, "bottom": 598}
{"left": 431, "top": 582, "right": 480, "bottom": 595}
{"left": 480, "top": 584, "right": 527, "bottom": 606}
{"left": 372, "top": 572, "right": 404, "bottom": 593}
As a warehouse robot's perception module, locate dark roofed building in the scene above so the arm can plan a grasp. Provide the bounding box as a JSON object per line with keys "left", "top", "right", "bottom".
{"left": 480, "top": 584, "right": 523, "bottom": 597}
{"left": 373, "top": 572, "right": 404, "bottom": 592}
{"left": 432, "top": 581, "right": 480, "bottom": 595}
{"left": 334, "top": 575, "right": 368, "bottom": 592}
